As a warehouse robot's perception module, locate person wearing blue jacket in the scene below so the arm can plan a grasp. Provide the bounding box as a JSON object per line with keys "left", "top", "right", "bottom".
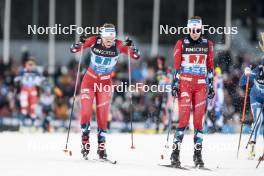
{"left": 239, "top": 59, "right": 264, "bottom": 159}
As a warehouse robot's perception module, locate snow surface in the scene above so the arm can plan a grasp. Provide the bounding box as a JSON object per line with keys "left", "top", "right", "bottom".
{"left": 0, "top": 132, "right": 263, "bottom": 176}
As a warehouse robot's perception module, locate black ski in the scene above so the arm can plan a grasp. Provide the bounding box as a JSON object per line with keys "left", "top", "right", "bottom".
{"left": 82, "top": 157, "right": 116, "bottom": 164}
{"left": 83, "top": 156, "right": 89, "bottom": 160}
{"left": 93, "top": 158, "right": 117, "bottom": 164}
{"left": 184, "top": 165, "right": 212, "bottom": 171}
{"left": 158, "top": 164, "right": 190, "bottom": 170}
{"left": 82, "top": 157, "right": 97, "bottom": 163}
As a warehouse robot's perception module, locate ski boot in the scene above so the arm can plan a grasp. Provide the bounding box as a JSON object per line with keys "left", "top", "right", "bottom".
{"left": 248, "top": 142, "right": 256, "bottom": 160}
{"left": 193, "top": 144, "right": 204, "bottom": 168}
{"left": 170, "top": 143, "right": 181, "bottom": 167}
{"left": 81, "top": 130, "right": 90, "bottom": 160}
{"left": 97, "top": 142, "right": 107, "bottom": 159}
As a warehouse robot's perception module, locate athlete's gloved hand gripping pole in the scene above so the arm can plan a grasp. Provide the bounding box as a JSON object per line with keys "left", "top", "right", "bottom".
{"left": 171, "top": 70, "right": 180, "bottom": 98}
{"left": 207, "top": 70, "right": 215, "bottom": 99}
{"left": 124, "top": 37, "right": 140, "bottom": 60}
{"left": 63, "top": 34, "right": 86, "bottom": 156}
{"left": 124, "top": 37, "right": 140, "bottom": 149}
{"left": 70, "top": 34, "right": 88, "bottom": 53}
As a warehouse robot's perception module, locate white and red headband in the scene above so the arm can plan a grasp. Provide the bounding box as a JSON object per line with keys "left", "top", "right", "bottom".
{"left": 187, "top": 19, "right": 202, "bottom": 29}
{"left": 100, "top": 27, "right": 116, "bottom": 38}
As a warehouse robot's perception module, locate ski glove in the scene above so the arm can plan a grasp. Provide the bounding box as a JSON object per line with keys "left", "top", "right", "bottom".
{"left": 79, "top": 34, "right": 88, "bottom": 44}
{"left": 207, "top": 70, "right": 215, "bottom": 99}
{"left": 124, "top": 37, "right": 140, "bottom": 59}
{"left": 244, "top": 67, "right": 251, "bottom": 76}
{"left": 208, "top": 84, "right": 215, "bottom": 99}
{"left": 70, "top": 33, "right": 88, "bottom": 53}
{"left": 132, "top": 46, "right": 140, "bottom": 60}
{"left": 70, "top": 43, "right": 81, "bottom": 53}
{"left": 171, "top": 70, "right": 180, "bottom": 97}
{"left": 124, "top": 37, "right": 133, "bottom": 46}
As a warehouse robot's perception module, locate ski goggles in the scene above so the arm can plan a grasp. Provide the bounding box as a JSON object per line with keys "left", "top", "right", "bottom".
{"left": 100, "top": 27, "right": 116, "bottom": 39}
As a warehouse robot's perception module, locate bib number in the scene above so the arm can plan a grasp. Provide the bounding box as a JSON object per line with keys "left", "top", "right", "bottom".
{"left": 95, "top": 56, "right": 111, "bottom": 66}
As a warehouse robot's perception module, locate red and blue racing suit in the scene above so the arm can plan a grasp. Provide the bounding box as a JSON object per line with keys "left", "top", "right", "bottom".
{"left": 173, "top": 37, "right": 214, "bottom": 146}
{"left": 72, "top": 36, "right": 139, "bottom": 145}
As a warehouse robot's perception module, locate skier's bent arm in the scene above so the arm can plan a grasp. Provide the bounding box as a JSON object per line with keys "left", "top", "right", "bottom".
{"left": 116, "top": 39, "right": 140, "bottom": 59}
{"left": 171, "top": 40, "right": 183, "bottom": 97}
{"left": 173, "top": 40, "right": 183, "bottom": 70}
{"left": 207, "top": 40, "right": 214, "bottom": 71}
{"left": 207, "top": 40, "right": 215, "bottom": 99}
{"left": 206, "top": 40, "right": 215, "bottom": 83}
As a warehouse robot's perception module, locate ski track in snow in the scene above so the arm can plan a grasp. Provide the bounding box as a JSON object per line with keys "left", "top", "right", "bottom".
{"left": 0, "top": 132, "right": 263, "bottom": 176}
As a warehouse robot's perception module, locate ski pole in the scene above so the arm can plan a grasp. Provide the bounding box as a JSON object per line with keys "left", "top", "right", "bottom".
{"left": 161, "top": 96, "right": 176, "bottom": 160}
{"left": 245, "top": 105, "right": 263, "bottom": 149}
{"left": 63, "top": 45, "right": 84, "bottom": 156}
{"left": 237, "top": 75, "right": 250, "bottom": 159}
{"left": 127, "top": 45, "right": 135, "bottom": 149}
{"left": 165, "top": 97, "right": 175, "bottom": 148}
{"left": 256, "top": 151, "right": 264, "bottom": 168}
